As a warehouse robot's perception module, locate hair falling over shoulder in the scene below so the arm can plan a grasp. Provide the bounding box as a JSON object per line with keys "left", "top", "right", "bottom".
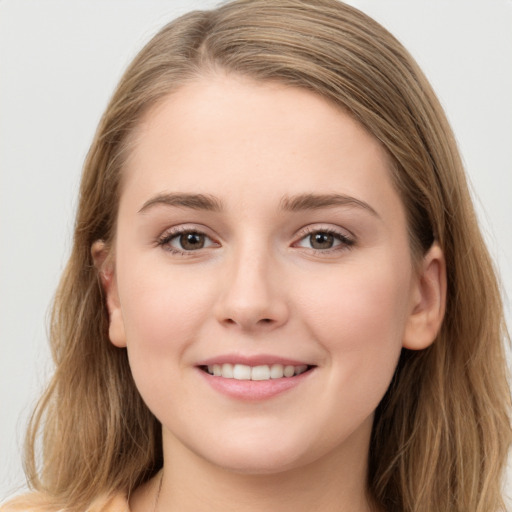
{"left": 5, "top": 1, "right": 510, "bottom": 511}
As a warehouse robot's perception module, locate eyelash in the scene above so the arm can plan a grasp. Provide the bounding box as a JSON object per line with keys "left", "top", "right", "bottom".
{"left": 294, "top": 226, "right": 355, "bottom": 254}
{"left": 156, "top": 225, "right": 355, "bottom": 256}
{"left": 157, "top": 226, "right": 218, "bottom": 255}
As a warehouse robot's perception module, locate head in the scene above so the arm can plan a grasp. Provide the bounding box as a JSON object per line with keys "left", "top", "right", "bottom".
{"left": 28, "top": 1, "right": 510, "bottom": 511}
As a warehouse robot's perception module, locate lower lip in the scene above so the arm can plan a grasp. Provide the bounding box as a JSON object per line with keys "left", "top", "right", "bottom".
{"left": 197, "top": 368, "right": 314, "bottom": 401}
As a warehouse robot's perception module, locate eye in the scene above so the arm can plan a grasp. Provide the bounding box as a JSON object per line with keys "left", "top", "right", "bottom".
{"left": 295, "top": 228, "right": 354, "bottom": 251}
{"left": 158, "top": 229, "right": 217, "bottom": 253}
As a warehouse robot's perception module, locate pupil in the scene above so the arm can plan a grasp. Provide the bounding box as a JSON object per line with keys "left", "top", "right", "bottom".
{"left": 180, "top": 232, "right": 204, "bottom": 250}
{"left": 311, "top": 232, "right": 333, "bottom": 249}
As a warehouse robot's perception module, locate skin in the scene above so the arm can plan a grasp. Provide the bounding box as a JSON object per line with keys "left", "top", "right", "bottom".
{"left": 94, "top": 74, "right": 446, "bottom": 512}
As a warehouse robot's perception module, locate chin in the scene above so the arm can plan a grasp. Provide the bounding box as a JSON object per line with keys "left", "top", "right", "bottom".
{"left": 189, "top": 430, "right": 323, "bottom": 476}
{"left": 208, "top": 450, "right": 310, "bottom": 476}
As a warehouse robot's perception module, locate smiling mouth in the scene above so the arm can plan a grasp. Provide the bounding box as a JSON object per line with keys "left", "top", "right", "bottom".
{"left": 199, "top": 363, "right": 315, "bottom": 381}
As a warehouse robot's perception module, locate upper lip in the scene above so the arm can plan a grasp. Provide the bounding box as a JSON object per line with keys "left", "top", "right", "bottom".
{"left": 196, "top": 354, "right": 314, "bottom": 367}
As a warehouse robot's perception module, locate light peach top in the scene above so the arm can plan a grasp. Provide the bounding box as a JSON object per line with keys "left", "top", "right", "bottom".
{"left": 0, "top": 493, "right": 130, "bottom": 512}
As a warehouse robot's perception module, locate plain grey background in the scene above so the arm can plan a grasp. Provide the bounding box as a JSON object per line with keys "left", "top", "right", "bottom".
{"left": 1, "top": 0, "right": 511, "bottom": 502}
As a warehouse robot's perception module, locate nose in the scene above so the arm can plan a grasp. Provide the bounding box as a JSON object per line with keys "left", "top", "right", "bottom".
{"left": 214, "top": 249, "right": 289, "bottom": 332}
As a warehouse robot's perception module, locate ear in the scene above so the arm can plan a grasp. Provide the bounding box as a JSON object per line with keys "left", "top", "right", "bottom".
{"left": 402, "top": 242, "right": 446, "bottom": 350}
{"left": 91, "top": 240, "right": 127, "bottom": 348}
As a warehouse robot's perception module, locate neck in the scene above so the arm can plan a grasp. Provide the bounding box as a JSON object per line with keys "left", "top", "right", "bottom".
{"left": 134, "top": 424, "right": 375, "bottom": 512}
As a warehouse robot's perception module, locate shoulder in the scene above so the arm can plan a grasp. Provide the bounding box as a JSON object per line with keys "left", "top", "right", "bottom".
{"left": 0, "top": 492, "right": 129, "bottom": 512}
{"left": 90, "top": 493, "right": 130, "bottom": 512}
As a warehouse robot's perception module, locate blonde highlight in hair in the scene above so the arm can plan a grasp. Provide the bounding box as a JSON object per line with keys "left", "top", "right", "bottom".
{"left": 9, "top": 1, "right": 510, "bottom": 511}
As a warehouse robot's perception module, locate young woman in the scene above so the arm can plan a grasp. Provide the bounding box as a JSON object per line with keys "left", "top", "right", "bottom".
{"left": 3, "top": 0, "right": 510, "bottom": 511}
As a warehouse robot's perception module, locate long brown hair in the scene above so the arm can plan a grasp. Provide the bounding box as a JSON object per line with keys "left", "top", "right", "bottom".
{"left": 7, "top": 1, "right": 511, "bottom": 511}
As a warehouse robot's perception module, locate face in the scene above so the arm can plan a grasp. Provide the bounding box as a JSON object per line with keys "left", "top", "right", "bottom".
{"left": 100, "top": 75, "right": 444, "bottom": 476}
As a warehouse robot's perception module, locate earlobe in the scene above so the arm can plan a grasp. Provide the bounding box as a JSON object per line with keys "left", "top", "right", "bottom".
{"left": 91, "top": 240, "right": 127, "bottom": 348}
{"left": 402, "top": 243, "right": 447, "bottom": 350}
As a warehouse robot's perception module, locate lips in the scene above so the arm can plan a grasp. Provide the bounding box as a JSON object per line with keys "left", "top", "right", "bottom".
{"left": 196, "top": 355, "right": 316, "bottom": 400}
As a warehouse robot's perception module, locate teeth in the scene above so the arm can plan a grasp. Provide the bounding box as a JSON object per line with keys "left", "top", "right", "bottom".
{"left": 233, "top": 364, "right": 251, "bottom": 380}
{"left": 270, "top": 364, "right": 285, "bottom": 379}
{"left": 251, "top": 365, "right": 270, "bottom": 381}
{"left": 205, "top": 363, "right": 309, "bottom": 380}
{"left": 221, "top": 363, "right": 234, "bottom": 378}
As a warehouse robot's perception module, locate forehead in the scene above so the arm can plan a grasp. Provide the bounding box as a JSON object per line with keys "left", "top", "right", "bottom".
{"left": 121, "top": 75, "right": 402, "bottom": 221}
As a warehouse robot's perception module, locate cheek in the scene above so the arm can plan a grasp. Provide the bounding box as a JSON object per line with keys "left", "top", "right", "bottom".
{"left": 302, "top": 266, "right": 409, "bottom": 342}
{"left": 296, "top": 257, "right": 411, "bottom": 395}
{"left": 116, "top": 261, "right": 217, "bottom": 359}
{"left": 116, "top": 263, "right": 219, "bottom": 417}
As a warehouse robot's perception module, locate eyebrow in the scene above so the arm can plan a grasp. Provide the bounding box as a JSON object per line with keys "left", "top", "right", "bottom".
{"left": 138, "top": 192, "right": 379, "bottom": 218}
{"left": 138, "top": 193, "right": 224, "bottom": 213}
{"left": 280, "top": 193, "right": 380, "bottom": 218}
